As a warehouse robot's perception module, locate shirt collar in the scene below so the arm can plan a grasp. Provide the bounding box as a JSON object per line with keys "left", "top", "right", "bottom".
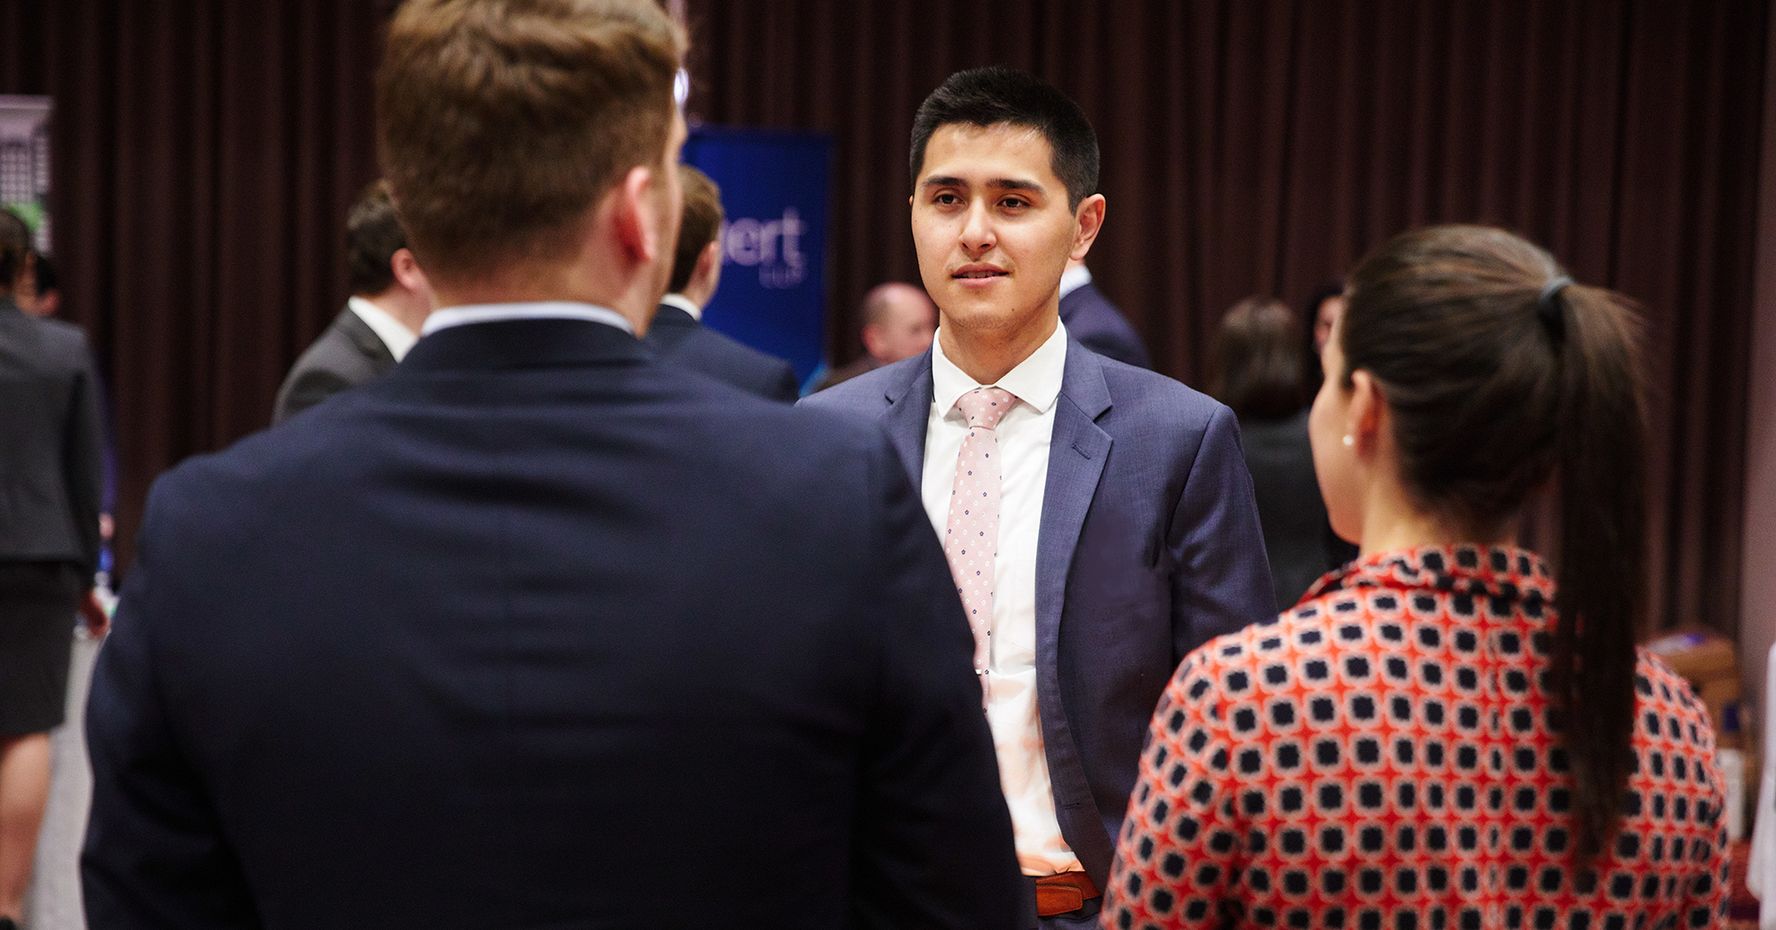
{"left": 930, "top": 319, "right": 1069, "bottom": 419}
{"left": 1057, "top": 265, "right": 1092, "bottom": 300}
{"left": 1302, "top": 544, "right": 1555, "bottom": 606}
{"left": 420, "top": 301, "right": 635, "bottom": 338}
{"left": 659, "top": 292, "right": 702, "bottom": 321}
{"left": 346, "top": 295, "right": 419, "bottom": 361}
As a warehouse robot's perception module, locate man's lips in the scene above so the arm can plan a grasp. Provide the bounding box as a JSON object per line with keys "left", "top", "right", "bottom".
{"left": 951, "top": 265, "right": 1008, "bottom": 280}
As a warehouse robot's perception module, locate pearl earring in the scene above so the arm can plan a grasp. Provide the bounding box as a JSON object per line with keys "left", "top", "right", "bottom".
{"left": 1342, "top": 434, "right": 1355, "bottom": 447}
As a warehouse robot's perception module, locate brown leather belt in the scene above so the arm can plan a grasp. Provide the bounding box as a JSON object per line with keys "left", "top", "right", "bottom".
{"left": 1035, "top": 871, "right": 1100, "bottom": 917}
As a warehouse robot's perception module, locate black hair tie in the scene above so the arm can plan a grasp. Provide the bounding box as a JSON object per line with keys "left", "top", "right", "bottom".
{"left": 1537, "top": 275, "right": 1572, "bottom": 338}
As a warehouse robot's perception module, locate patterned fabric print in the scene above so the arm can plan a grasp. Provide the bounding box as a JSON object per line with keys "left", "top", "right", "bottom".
{"left": 943, "top": 386, "right": 1016, "bottom": 684}
{"left": 1104, "top": 545, "right": 1728, "bottom": 930}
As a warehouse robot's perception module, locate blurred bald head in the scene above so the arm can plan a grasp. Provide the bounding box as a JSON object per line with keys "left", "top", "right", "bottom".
{"left": 860, "top": 282, "right": 936, "bottom": 364}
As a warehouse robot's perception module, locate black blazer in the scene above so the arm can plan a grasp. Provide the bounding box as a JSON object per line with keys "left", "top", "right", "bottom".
{"left": 83, "top": 318, "right": 1021, "bottom": 929}
{"left": 0, "top": 298, "right": 103, "bottom": 580}
{"left": 644, "top": 302, "right": 799, "bottom": 401}
{"left": 1058, "top": 280, "right": 1152, "bottom": 369}
{"left": 272, "top": 306, "right": 397, "bottom": 423}
{"left": 1238, "top": 409, "right": 1345, "bottom": 608}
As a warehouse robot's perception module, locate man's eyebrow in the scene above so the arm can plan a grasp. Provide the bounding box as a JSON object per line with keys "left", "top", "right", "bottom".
{"left": 920, "top": 176, "right": 1046, "bottom": 193}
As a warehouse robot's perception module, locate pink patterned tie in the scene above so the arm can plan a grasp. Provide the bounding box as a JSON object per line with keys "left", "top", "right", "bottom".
{"left": 943, "top": 386, "right": 1017, "bottom": 701}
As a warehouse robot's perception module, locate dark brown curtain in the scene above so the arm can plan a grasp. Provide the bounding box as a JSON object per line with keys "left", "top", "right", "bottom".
{"left": 1, "top": 0, "right": 386, "bottom": 574}
{"left": 1, "top": 0, "right": 1765, "bottom": 638}
{"left": 685, "top": 0, "right": 1768, "bottom": 636}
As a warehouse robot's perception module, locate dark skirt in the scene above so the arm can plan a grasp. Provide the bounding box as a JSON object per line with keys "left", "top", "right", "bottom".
{"left": 0, "top": 562, "right": 81, "bottom": 736}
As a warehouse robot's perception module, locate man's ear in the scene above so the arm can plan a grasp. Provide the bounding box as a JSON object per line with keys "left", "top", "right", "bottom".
{"left": 694, "top": 239, "right": 721, "bottom": 284}
{"left": 1347, "top": 369, "right": 1386, "bottom": 457}
{"left": 612, "top": 165, "right": 661, "bottom": 264}
{"left": 390, "top": 248, "right": 428, "bottom": 292}
{"left": 1070, "top": 193, "right": 1106, "bottom": 262}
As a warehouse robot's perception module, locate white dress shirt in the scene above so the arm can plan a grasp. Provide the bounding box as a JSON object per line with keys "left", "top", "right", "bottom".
{"left": 347, "top": 295, "right": 418, "bottom": 361}
{"left": 658, "top": 292, "right": 703, "bottom": 321}
{"left": 420, "top": 301, "right": 634, "bottom": 337}
{"left": 922, "top": 319, "right": 1082, "bottom": 877}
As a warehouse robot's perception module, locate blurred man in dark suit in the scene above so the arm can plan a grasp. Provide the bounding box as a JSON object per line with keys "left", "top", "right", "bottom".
{"left": 815, "top": 281, "right": 937, "bottom": 390}
{"left": 273, "top": 179, "right": 435, "bottom": 423}
{"left": 645, "top": 164, "right": 799, "bottom": 401}
{"left": 82, "top": 2, "right": 1019, "bottom": 928}
{"left": 1057, "top": 258, "right": 1150, "bottom": 368}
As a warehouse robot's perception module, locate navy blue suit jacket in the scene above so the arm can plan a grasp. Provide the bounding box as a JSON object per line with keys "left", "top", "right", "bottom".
{"left": 801, "top": 337, "right": 1274, "bottom": 884}
{"left": 83, "top": 319, "right": 1020, "bottom": 929}
{"left": 1059, "top": 281, "right": 1152, "bottom": 369}
{"left": 645, "top": 303, "right": 800, "bottom": 401}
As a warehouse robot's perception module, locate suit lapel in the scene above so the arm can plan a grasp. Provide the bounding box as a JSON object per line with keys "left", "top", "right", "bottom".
{"left": 1036, "top": 340, "right": 1113, "bottom": 636}
{"left": 336, "top": 307, "right": 397, "bottom": 374}
{"left": 878, "top": 351, "right": 934, "bottom": 486}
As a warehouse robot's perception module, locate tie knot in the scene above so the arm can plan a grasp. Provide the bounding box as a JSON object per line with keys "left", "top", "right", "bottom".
{"left": 954, "top": 386, "right": 1017, "bottom": 430}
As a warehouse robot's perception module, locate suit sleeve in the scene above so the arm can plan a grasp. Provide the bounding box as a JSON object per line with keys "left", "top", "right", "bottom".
{"left": 82, "top": 483, "right": 262, "bottom": 929}
{"left": 63, "top": 333, "right": 105, "bottom": 584}
{"left": 848, "top": 431, "right": 1022, "bottom": 930}
{"left": 1167, "top": 404, "right": 1276, "bottom": 660}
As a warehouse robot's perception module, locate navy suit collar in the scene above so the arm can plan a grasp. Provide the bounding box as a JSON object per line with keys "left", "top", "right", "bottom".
{"left": 878, "top": 350, "right": 935, "bottom": 482}
{"left": 399, "top": 317, "right": 650, "bottom": 373}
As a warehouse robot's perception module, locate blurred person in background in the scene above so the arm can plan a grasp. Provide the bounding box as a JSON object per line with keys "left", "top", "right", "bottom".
{"left": 0, "top": 210, "right": 103, "bottom": 930}
{"left": 1208, "top": 296, "right": 1345, "bottom": 611}
{"left": 1106, "top": 225, "right": 1727, "bottom": 929}
{"left": 646, "top": 164, "right": 799, "bottom": 401}
{"left": 273, "top": 179, "right": 435, "bottom": 423}
{"left": 815, "top": 281, "right": 937, "bottom": 390}
{"left": 1058, "top": 257, "right": 1150, "bottom": 368}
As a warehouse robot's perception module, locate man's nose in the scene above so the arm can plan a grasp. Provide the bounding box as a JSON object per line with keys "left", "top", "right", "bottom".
{"left": 959, "top": 202, "right": 995, "bottom": 254}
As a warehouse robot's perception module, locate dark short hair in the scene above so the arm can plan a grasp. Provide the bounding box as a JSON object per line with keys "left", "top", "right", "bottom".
{"left": 0, "top": 208, "right": 29, "bottom": 290}
{"left": 345, "top": 180, "right": 408, "bottom": 296}
{"left": 1209, "top": 296, "right": 1306, "bottom": 420}
{"left": 909, "top": 67, "right": 1099, "bottom": 210}
{"left": 668, "top": 164, "right": 722, "bottom": 294}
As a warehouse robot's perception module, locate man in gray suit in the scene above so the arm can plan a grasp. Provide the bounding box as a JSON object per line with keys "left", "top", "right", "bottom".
{"left": 802, "top": 67, "right": 1274, "bottom": 927}
{"left": 273, "top": 180, "right": 435, "bottom": 423}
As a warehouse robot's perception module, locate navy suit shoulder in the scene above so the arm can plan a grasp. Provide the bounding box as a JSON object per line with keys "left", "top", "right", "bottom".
{"left": 799, "top": 352, "right": 923, "bottom": 412}
{"left": 646, "top": 305, "right": 799, "bottom": 401}
{"left": 1060, "top": 282, "right": 1152, "bottom": 369}
{"left": 84, "top": 320, "right": 1019, "bottom": 929}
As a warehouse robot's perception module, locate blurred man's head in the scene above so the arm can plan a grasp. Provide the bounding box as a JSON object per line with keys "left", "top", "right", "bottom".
{"left": 859, "top": 282, "right": 936, "bottom": 364}
{"left": 377, "top": 0, "right": 686, "bottom": 325}
{"left": 19, "top": 251, "right": 58, "bottom": 318}
{"left": 667, "top": 165, "right": 724, "bottom": 308}
{"left": 346, "top": 180, "right": 434, "bottom": 332}
{"left": 0, "top": 209, "right": 30, "bottom": 298}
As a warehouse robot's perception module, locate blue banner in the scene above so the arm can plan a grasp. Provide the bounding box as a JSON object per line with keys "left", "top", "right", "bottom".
{"left": 683, "top": 127, "right": 831, "bottom": 387}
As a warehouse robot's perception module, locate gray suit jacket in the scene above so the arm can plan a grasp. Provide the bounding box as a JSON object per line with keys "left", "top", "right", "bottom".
{"left": 273, "top": 306, "right": 396, "bottom": 423}
{"left": 801, "top": 338, "right": 1275, "bottom": 883}
{"left": 0, "top": 298, "right": 104, "bottom": 580}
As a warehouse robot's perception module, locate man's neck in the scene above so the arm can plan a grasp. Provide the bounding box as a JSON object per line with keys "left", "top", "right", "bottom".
{"left": 362, "top": 291, "right": 426, "bottom": 336}
{"left": 937, "top": 311, "right": 1059, "bottom": 385}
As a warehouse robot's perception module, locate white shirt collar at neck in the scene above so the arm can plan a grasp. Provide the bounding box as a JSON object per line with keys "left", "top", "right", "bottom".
{"left": 930, "top": 319, "right": 1068, "bottom": 419}
{"left": 346, "top": 295, "right": 418, "bottom": 361}
{"left": 420, "top": 301, "right": 635, "bottom": 338}
{"left": 1057, "top": 265, "right": 1093, "bottom": 300}
{"left": 658, "top": 292, "right": 703, "bottom": 321}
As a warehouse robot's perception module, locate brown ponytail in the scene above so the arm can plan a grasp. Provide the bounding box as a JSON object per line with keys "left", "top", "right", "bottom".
{"left": 1341, "top": 224, "right": 1649, "bottom": 858}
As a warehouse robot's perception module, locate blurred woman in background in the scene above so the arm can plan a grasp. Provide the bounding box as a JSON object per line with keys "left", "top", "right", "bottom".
{"left": 1209, "top": 297, "right": 1345, "bottom": 610}
{"left": 1105, "top": 225, "right": 1726, "bottom": 929}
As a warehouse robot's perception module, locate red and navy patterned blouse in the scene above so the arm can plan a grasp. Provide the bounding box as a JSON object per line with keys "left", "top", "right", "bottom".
{"left": 1103, "top": 546, "right": 1727, "bottom": 930}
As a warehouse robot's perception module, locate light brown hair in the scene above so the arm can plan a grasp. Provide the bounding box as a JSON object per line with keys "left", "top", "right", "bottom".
{"left": 376, "top": 0, "right": 685, "bottom": 284}
{"left": 1341, "top": 224, "right": 1650, "bottom": 860}
{"left": 668, "top": 164, "right": 722, "bottom": 294}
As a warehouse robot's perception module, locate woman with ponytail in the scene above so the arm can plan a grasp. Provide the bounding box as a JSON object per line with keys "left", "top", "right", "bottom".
{"left": 1103, "top": 225, "right": 1726, "bottom": 929}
